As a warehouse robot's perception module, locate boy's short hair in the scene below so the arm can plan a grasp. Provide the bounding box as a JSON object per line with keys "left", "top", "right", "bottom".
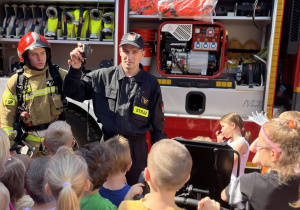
{"left": 24, "top": 156, "right": 52, "bottom": 204}
{"left": 148, "top": 139, "right": 192, "bottom": 191}
{"left": 104, "top": 135, "right": 131, "bottom": 175}
{"left": 44, "top": 121, "right": 73, "bottom": 154}
{"left": 76, "top": 142, "right": 112, "bottom": 190}
{"left": 0, "top": 183, "right": 10, "bottom": 210}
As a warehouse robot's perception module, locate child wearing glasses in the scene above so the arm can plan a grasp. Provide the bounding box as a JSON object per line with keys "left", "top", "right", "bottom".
{"left": 216, "top": 112, "right": 251, "bottom": 181}
{"left": 250, "top": 111, "right": 300, "bottom": 167}
{"left": 221, "top": 119, "right": 300, "bottom": 210}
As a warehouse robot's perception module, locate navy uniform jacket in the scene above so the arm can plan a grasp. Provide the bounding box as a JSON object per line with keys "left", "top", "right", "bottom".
{"left": 63, "top": 64, "right": 167, "bottom": 144}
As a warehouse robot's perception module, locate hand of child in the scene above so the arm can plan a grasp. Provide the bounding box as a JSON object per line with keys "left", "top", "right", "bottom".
{"left": 215, "top": 131, "right": 224, "bottom": 142}
{"left": 124, "top": 183, "right": 144, "bottom": 200}
{"left": 198, "top": 197, "right": 220, "bottom": 210}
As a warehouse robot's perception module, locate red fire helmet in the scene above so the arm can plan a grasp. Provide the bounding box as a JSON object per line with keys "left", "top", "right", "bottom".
{"left": 17, "top": 32, "right": 51, "bottom": 62}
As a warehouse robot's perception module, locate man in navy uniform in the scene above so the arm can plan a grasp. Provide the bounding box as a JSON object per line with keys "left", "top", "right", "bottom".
{"left": 64, "top": 32, "right": 167, "bottom": 185}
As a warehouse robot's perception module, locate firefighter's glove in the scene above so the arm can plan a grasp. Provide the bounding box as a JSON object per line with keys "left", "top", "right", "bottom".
{"left": 248, "top": 111, "right": 269, "bottom": 126}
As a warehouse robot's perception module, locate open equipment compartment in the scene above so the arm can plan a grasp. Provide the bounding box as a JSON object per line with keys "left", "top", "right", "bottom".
{"left": 157, "top": 21, "right": 226, "bottom": 78}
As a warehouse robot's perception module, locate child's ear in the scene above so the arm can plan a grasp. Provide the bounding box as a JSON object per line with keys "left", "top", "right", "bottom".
{"left": 144, "top": 168, "right": 151, "bottom": 182}
{"left": 185, "top": 174, "right": 190, "bottom": 184}
{"left": 84, "top": 180, "right": 91, "bottom": 192}
{"left": 270, "top": 149, "right": 280, "bottom": 162}
{"left": 126, "top": 161, "right": 132, "bottom": 171}
{"left": 231, "top": 123, "right": 236, "bottom": 130}
{"left": 44, "top": 183, "right": 52, "bottom": 196}
{"left": 71, "top": 139, "right": 75, "bottom": 147}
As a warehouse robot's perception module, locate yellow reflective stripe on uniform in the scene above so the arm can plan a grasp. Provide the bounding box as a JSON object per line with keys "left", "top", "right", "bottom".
{"left": 24, "top": 85, "right": 31, "bottom": 93}
{"left": 26, "top": 134, "right": 44, "bottom": 142}
{"left": 133, "top": 106, "right": 149, "bottom": 117}
{"left": 23, "top": 86, "right": 56, "bottom": 101}
{"left": 3, "top": 127, "right": 14, "bottom": 134}
{"left": 2, "top": 91, "right": 17, "bottom": 100}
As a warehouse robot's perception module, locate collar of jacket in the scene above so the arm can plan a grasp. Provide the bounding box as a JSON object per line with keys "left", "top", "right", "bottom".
{"left": 116, "top": 63, "right": 145, "bottom": 83}
{"left": 23, "top": 65, "right": 49, "bottom": 78}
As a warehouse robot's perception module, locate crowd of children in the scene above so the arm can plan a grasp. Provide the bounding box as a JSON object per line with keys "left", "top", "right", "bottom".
{"left": 0, "top": 110, "right": 299, "bottom": 210}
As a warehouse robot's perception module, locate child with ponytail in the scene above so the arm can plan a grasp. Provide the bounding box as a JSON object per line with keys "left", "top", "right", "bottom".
{"left": 44, "top": 147, "right": 90, "bottom": 210}
{"left": 216, "top": 112, "right": 250, "bottom": 181}
{"left": 222, "top": 119, "right": 300, "bottom": 210}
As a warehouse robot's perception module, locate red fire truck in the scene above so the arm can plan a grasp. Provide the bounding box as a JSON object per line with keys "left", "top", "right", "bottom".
{"left": 0, "top": 0, "right": 299, "bottom": 170}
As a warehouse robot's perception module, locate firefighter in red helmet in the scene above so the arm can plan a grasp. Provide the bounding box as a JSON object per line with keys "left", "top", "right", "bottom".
{"left": 0, "top": 32, "right": 68, "bottom": 155}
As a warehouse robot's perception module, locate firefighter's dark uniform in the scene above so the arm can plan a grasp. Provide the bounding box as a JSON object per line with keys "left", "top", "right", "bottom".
{"left": 63, "top": 63, "right": 167, "bottom": 185}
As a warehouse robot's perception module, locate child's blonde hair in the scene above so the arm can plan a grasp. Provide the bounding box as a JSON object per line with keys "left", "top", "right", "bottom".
{"left": 0, "top": 183, "right": 10, "bottom": 210}
{"left": 192, "top": 136, "right": 212, "bottom": 142}
{"left": 278, "top": 111, "right": 300, "bottom": 120}
{"left": 148, "top": 139, "right": 192, "bottom": 191}
{"left": 221, "top": 112, "right": 251, "bottom": 142}
{"left": 104, "top": 135, "right": 131, "bottom": 175}
{"left": 261, "top": 119, "right": 300, "bottom": 208}
{"left": 45, "top": 147, "right": 89, "bottom": 210}
{"left": 44, "top": 121, "right": 73, "bottom": 154}
{"left": 0, "top": 157, "right": 25, "bottom": 205}
{"left": 0, "top": 128, "right": 10, "bottom": 178}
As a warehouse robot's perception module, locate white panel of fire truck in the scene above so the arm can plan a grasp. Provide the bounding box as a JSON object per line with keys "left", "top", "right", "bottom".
{"left": 162, "top": 86, "right": 263, "bottom": 117}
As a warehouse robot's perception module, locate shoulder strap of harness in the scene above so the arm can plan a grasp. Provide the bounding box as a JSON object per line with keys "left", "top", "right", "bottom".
{"left": 49, "top": 64, "right": 68, "bottom": 103}
{"left": 16, "top": 68, "right": 27, "bottom": 106}
{"left": 49, "top": 64, "right": 63, "bottom": 96}
{"left": 49, "top": 64, "right": 67, "bottom": 121}
{"left": 12, "top": 68, "right": 28, "bottom": 152}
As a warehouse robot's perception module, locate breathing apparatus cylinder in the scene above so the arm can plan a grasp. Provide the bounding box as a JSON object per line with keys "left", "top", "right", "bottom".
{"left": 90, "top": 9, "right": 102, "bottom": 39}
{"left": 62, "top": 10, "right": 74, "bottom": 37}
{"left": 102, "top": 12, "right": 114, "bottom": 39}
{"left": 74, "top": 9, "right": 89, "bottom": 38}
{"left": 46, "top": 6, "right": 58, "bottom": 36}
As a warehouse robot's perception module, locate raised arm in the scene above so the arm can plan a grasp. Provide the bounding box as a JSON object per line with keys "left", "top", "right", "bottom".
{"left": 63, "top": 43, "right": 93, "bottom": 102}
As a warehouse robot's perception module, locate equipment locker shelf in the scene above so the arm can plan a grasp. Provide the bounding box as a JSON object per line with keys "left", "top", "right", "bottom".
{"left": 0, "top": 0, "right": 116, "bottom": 75}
